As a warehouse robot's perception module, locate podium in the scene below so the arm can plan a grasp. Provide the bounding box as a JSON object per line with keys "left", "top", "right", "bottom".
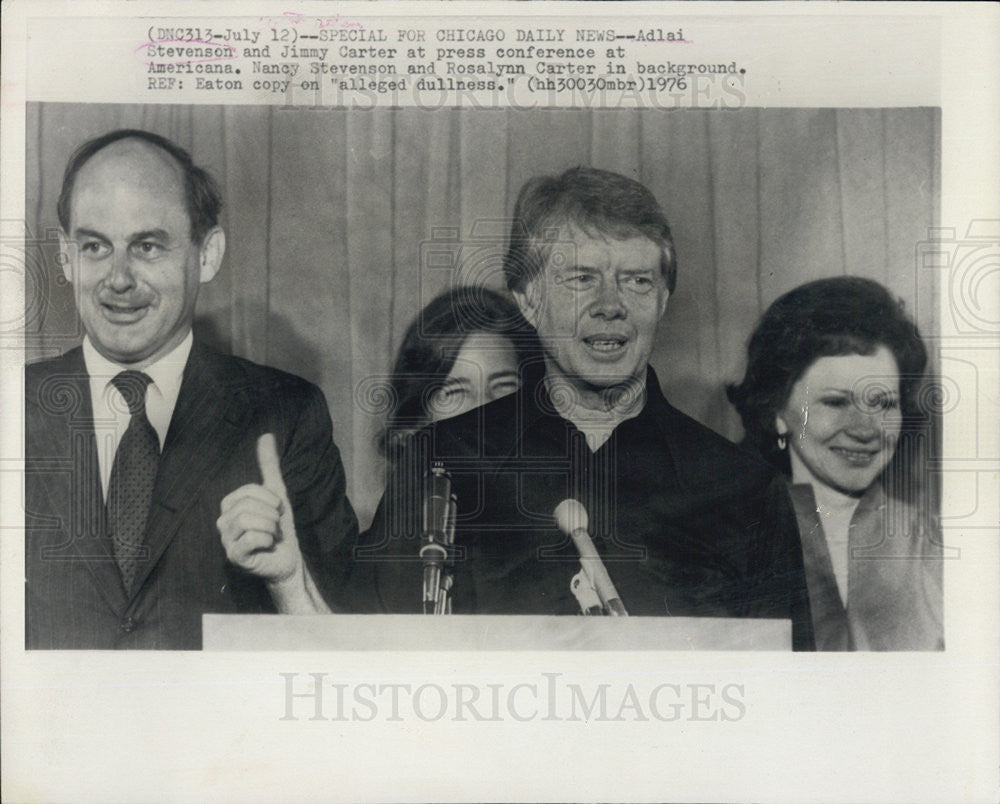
{"left": 203, "top": 614, "right": 791, "bottom": 650}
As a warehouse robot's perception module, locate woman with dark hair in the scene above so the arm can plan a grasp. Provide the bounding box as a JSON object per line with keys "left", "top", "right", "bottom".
{"left": 215, "top": 285, "right": 535, "bottom": 614}
{"left": 728, "top": 276, "right": 943, "bottom": 650}
{"left": 381, "top": 285, "right": 536, "bottom": 456}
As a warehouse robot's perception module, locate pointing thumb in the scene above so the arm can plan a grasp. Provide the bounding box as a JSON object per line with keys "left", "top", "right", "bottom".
{"left": 257, "top": 433, "right": 294, "bottom": 540}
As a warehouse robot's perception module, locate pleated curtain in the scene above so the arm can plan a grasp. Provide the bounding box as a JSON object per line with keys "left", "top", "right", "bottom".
{"left": 26, "top": 104, "right": 939, "bottom": 524}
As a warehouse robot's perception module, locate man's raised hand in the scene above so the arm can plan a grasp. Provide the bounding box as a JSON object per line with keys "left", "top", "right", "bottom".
{"left": 217, "top": 433, "right": 330, "bottom": 612}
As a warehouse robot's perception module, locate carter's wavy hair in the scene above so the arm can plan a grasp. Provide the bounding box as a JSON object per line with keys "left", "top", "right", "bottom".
{"left": 726, "top": 276, "right": 929, "bottom": 473}
{"left": 380, "top": 285, "right": 539, "bottom": 456}
{"left": 57, "top": 129, "right": 223, "bottom": 244}
{"left": 503, "top": 167, "right": 677, "bottom": 295}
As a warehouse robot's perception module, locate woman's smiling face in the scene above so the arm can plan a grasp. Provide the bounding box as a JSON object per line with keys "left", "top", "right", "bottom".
{"left": 777, "top": 345, "right": 903, "bottom": 496}
{"left": 425, "top": 332, "right": 520, "bottom": 422}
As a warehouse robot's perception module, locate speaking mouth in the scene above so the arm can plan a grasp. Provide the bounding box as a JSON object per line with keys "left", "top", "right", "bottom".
{"left": 100, "top": 300, "right": 151, "bottom": 320}
{"left": 582, "top": 335, "right": 629, "bottom": 354}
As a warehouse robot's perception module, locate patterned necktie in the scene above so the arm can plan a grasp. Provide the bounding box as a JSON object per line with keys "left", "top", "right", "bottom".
{"left": 106, "top": 371, "right": 159, "bottom": 596}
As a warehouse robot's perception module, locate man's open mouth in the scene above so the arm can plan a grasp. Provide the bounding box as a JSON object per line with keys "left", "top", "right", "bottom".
{"left": 101, "top": 301, "right": 149, "bottom": 320}
{"left": 583, "top": 335, "right": 628, "bottom": 353}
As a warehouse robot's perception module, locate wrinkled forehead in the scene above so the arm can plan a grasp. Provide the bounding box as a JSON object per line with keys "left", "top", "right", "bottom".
{"left": 539, "top": 213, "right": 650, "bottom": 245}
{"left": 542, "top": 221, "right": 663, "bottom": 271}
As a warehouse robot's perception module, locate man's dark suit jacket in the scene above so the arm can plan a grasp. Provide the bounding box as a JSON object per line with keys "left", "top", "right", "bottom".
{"left": 352, "top": 364, "right": 815, "bottom": 650}
{"left": 25, "top": 341, "right": 358, "bottom": 649}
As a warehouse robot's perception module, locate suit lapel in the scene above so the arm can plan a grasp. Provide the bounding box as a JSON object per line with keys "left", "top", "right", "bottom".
{"left": 788, "top": 484, "right": 852, "bottom": 651}
{"left": 130, "top": 343, "right": 250, "bottom": 598}
{"left": 845, "top": 487, "right": 885, "bottom": 651}
{"left": 28, "top": 349, "right": 128, "bottom": 612}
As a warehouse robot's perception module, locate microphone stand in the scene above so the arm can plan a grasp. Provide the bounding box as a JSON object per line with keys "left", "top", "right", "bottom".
{"left": 420, "top": 463, "right": 456, "bottom": 614}
{"left": 555, "top": 498, "right": 628, "bottom": 617}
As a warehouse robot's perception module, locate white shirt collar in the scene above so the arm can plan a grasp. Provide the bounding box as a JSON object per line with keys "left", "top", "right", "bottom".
{"left": 82, "top": 332, "right": 193, "bottom": 444}
{"left": 82, "top": 332, "right": 192, "bottom": 395}
{"left": 81, "top": 332, "right": 193, "bottom": 499}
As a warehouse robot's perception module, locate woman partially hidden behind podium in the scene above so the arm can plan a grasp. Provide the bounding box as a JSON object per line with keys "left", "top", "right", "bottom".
{"left": 728, "top": 277, "right": 943, "bottom": 651}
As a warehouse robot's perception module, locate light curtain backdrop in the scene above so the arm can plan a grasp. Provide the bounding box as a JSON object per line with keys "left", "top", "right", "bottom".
{"left": 26, "top": 103, "right": 939, "bottom": 525}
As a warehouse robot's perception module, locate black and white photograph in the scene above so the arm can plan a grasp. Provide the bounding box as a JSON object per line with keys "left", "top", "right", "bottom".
{"left": 23, "top": 102, "right": 944, "bottom": 652}
{"left": 2, "top": 2, "right": 998, "bottom": 802}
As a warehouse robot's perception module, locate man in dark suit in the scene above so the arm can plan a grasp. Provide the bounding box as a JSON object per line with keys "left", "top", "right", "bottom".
{"left": 222, "top": 167, "right": 814, "bottom": 649}
{"left": 25, "top": 129, "right": 358, "bottom": 649}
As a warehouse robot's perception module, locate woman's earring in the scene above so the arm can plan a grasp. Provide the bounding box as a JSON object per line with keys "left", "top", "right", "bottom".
{"left": 777, "top": 434, "right": 787, "bottom": 450}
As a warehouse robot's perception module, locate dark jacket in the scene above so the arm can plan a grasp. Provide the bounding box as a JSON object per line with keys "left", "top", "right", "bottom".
{"left": 353, "top": 365, "right": 815, "bottom": 650}
{"left": 789, "top": 482, "right": 943, "bottom": 651}
{"left": 25, "top": 342, "right": 358, "bottom": 649}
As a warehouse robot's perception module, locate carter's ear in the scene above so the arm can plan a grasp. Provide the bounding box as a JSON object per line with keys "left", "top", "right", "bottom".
{"left": 57, "top": 229, "right": 74, "bottom": 285}
{"left": 775, "top": 414, "right": 789, "bottom": 436}
{"left": 657, "top": 287, "right": 670, "bottom": 319}
{"left": 512, "top": 278, "right": 543, "bottom": 330}
{"left": 198, "top": 226, "right": 226, "bottom": 284}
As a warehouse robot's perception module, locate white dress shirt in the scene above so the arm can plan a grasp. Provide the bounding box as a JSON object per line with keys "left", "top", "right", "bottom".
{"left": 82, "top": 332, "right": 193, "bottom": 501}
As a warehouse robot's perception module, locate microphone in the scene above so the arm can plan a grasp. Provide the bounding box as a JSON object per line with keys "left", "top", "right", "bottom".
{"left": 554, "top": 499, "right": 628, "bottom": 616}
{"left": 420, "top": 462, "right": 454, "bottom": 614}
{"left": 570, "top": 569, "right": 604, "bottom": 616}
